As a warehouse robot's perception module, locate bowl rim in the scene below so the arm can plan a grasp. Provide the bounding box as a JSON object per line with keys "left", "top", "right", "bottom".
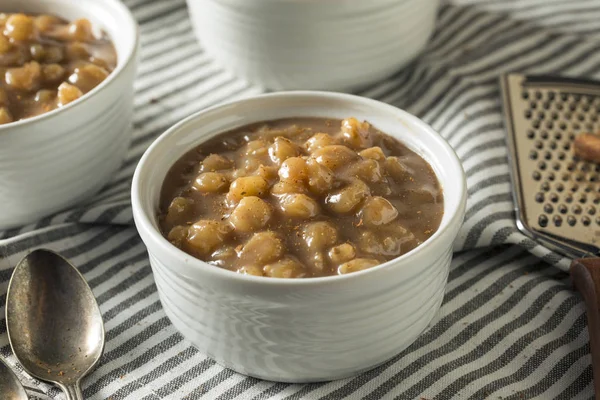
{"left": 132, "top": 91, "right": 467, "bottom": 286}
{"left": 0, "top": 0, "right": 139, "bottom": 131}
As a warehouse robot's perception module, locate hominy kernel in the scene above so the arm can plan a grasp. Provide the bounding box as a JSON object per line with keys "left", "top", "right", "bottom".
{"left": 57, "top": 82, "right": 83, "bottom": 106}
{"left": 6, "top": 61, "right": 41, "bottom": 91}
{"left": 42, "top": 64, "right": 65, "bottom": 83}
{"left": 229, "top": 197, "right": 272, "bottom": 233}
{"left": 338, "top": 258, "right": 380, "bottom": 274}
{"left": 68, "top": 19, "right": 95, "bottom": 42}
{"left": 4, "top": 14, "right": 34, "bottom": 41}
{"left": 0, "top": 107, "right": 13, "bottom": 124}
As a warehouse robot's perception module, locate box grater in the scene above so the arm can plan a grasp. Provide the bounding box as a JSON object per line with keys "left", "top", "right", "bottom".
{"left": 500, "top": 73, "right": 600, "bottom": 398}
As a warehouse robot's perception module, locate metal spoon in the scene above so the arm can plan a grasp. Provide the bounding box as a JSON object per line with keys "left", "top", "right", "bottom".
{"left": 0, "top": 357, "right": 29, "bottom": 400}
{"left": 6, "top": 249, "right": 105, "bottom": 400}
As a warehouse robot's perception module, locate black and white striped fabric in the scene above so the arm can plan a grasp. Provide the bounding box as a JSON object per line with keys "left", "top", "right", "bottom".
{"left": 1, "top": 0, "right": 599, "bottom": 398}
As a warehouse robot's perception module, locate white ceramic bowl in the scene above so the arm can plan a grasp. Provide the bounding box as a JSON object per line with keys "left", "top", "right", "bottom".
{"left": 187, "top": 0, "right": 439, "bottom": 91}
{"left": 0, "top": 0, "right": 139, "bottom": 229}
{"left": 132, "top": 92, "right": 466, "bottom": 382}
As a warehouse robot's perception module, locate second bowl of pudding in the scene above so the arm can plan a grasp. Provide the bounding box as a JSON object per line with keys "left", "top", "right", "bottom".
{"left": 0, "top": 0, "right": 138, "bottom": 229}
{"left": 132, "top": 92, "right": 467, "bottom": 382}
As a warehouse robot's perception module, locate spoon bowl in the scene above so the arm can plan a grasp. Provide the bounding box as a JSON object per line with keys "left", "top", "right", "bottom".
{"left": 0, "top": 358, "right": 29, "bottom": 400}
{"left": 6, "top": 249, "right": 105, "bottom": 400}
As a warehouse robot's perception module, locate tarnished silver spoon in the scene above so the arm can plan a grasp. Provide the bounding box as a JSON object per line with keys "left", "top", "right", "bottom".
{"left": 6, "top": 249, "right": 105, "bottom": 400}
{"left": 0, "top": 357, "right": 28, "bottom": 400}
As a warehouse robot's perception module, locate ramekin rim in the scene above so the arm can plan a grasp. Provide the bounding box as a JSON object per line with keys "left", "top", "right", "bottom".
{"left": 132, "top": 91, "right": 467, "bottom": 286}
{"left": 0, "top": 0, "right": 139, "bottom": 131}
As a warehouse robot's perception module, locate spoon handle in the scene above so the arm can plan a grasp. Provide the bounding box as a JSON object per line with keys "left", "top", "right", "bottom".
{"left": 60, "top": 383, "right": 84, "bottom": 400}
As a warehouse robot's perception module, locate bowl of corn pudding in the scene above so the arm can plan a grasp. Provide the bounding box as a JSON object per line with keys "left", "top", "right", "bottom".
{"left": 0, "top": 0, "right": 138, "bottom": 229}
{"left": 186, "top": 0, "right": 440, "bottom": 91}
{"left": 132, "top": 91, "right": 467, "bottom": 382}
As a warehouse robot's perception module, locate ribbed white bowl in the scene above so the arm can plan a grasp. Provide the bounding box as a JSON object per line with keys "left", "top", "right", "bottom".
{"left": 0, "top": 0, "right": 139, "bottom": 229}
{"left": 186, "top": 0, "right": 439, "bottom": 91}
{"left": 132, "top": 92, "right": 467, "bottom": 382}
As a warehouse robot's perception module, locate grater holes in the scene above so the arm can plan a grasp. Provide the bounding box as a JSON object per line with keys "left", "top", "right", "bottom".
{"left": 562, "top": 173, "right": 570, "bottom": 181}
{"left": 531, "top": 101, "right": 538, "bottom": 109}
{"left": 535, "top": 141, "right": 544, "bottom": 150}
{"left": 556, "top": 183, "right": 564, "bottom": 192}
{"left": 595, "top": 196, "right": 600, "bottom": 204}
{"left": 567, "top": 162, "right": 576, "bottom": 171}
{"left": 543, "top": 101, "right": 551, "bottom": 110}
{"left": 566, "top": 194, "right": 574, "bottom": 203}
{"left": 544, "top": 151, "right": 552, "bottom": 160}
{"left": 582, "top": 103, "right": 590, "bottom": 112}
{"left": 571, "top": 184, "right": 579, "bottom": 192}
{"left": 554, "top": 132, "right": 562, "bottom": 140}
{"left": 522, "top": 91, "right": 529, "bottom": 100}
{"left": 541, "top": 182, "right": 551, "bottom": 192}
{"left": 538, "top": 160, "right": 546, "bottom": 170}
{"left": 575, "top": 173, "right": 584, "bottom": 182}
{"left": 560, "top": 93, "right": 568, "bottom": 101}
{"left": 549, "top": 192, "right": 559, "bottom": 202}
{"left": 582, "top": 216, "right": 591, "bottom": 226}
{"left": 539, "top": 214, "right": 548, "bottom": 227}
{"left": 540, "top": 131, "right": 549, "bottom": 139}
{"left": 527, "top": 130, "right": 535, "bottom": 139}
{"left": 573, "top": 205, "right": 583, "bottom": 214}
{"left": 565, "top": 111, "right": 572, "bottom": 120}
{"left": 532, "top": 170, "right": 541, "bottom": 180}
{"left": 525, "top": 110, "right": 532, "bottom": 119}
{"left": 556, "top": 102, "right": 564, "bottom": 111}
{"left": 563, "top": 142, "right": 571, "bottom": 150}
{"left": 569, "top": 102, "right": 577, "bottom": 111}
{"left": 530, "top": 150, "right": 538, "bottom": 160}
{"left": 538, "top": 111, "right": 546, "bottom": 120}
{"left": 591, "top": 175, "right": 598, "bottom": 182}
{"left": 586, "top": 122, "right": 594, "bottom": 131}
{"left": 592, "top": 115, "right": 598, "bottom": 122}
{"left": 569, "top": 133, "right": 576, "bottom": 140}
{"left": 596, "top": 165, "right": 600, "bottom": 173}
{"left": 573, "top": 122, "right": 580, "bottom": 130}
{"left": 548, "top": 91, "right": 556, "bottom": 100}
{"left": 535, "top": 192, "right": 544, "bottom": 202}
{"left": 581, "top": 163, "right": 590, "bottom": 172}
{"left": 578, "top": 113, "right": 585, "bottom": 122}
{"left": 552, "top": 162, "right": 560, "bottom": 171}
{"left": 547, "top": 172, "right": 556, "bottom": 181}
{"left": 535, "top": 91, "right": 543, "bottom": 100}
{"left": 553, "top": 215, "right": 562, "bottom": 227}
{"left": 546, "top": 120, "right": 554, "bottom": 129}
{"left": 573, "top": 94, "right": 582, "bottom": 102}
{"left": 589, "top": 206, "right": 597, "bottom": 215}
{"left": 533, "top": 120, "right": 541, "bottom": 129}
{"left": 558, "top": 121, "right": 567, "bottom": 130}
{"left": 567, "top": 216, "right": 577, "bottom": 226}
{"left": 558, "top": 204, "right": 568, "bottom": 214}
{"left": 549, "top": 141, "right": 557, "bottom": 150}
{"left": 544, "top": 204, "right": 554, "bottom": 213}
{"left": 558, "top": 152, "right": 566, "bottom": 161}
{"left": 585, "top": 185, "right": 593, "bottom": 192}
{"left": 580, "top": 194, "right": 588, "bottom": 204}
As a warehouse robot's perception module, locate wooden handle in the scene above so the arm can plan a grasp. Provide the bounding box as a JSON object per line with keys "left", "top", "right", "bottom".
{"left": 571, "top": 258, "right": 600, "bottom": 399}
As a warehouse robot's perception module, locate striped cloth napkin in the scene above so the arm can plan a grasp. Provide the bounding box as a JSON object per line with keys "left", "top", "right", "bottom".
{"left": 1, "top": 0, "right": 599, "bottom": 398}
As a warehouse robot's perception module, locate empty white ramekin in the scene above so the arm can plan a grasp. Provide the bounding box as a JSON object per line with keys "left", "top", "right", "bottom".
{"left": 186, "top": 0, "right": 439, "bottom": 91}
{"left": 0, "top": 0, "right": 139, "bottom": 229}
{"left": 132, "top": 92, "right": 466, "bottom": 382}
